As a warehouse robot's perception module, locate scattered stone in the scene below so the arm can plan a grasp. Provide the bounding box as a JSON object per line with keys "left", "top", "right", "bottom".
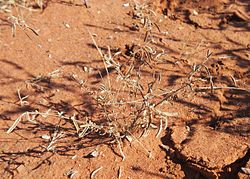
{"left": 48, "top": 54, "right": 52, "bottom": 58}
{"left": 192, "top": 10, "right": 198, "bottom": 16}
{"left": 241, "top": 167, "right": 250, "bottom": 175}
{"left": 123, "top": 3, "right": 129, "bottom": 8}
{"left": 41, "top": 134, "right": 50, "bottom": 140}
{"left": 239, "top": 159, "right": 250, "bottom": 178}
{"left": 84, "top": 150, "right": 99, "bottom": 158}
{"left": 64, "top": 23, "right": 70, "bottom": 28}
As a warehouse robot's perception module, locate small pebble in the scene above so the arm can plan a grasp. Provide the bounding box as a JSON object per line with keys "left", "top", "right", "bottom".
{"left": 65, "top": 23, "right": 70, "bottom": 28}
{"left": 41, "top": 134, "right": 50, "bottom": 140}
{"left": 123, "top": 3, "right": 129, "bottom": 7}
{"left": 193, "top": 10, "right": 198, "bottom": 16}
{"left": 84, "top": 150, "right": 99, "bottom": 158}
{"left": 241, "top": 167, "right": 250, "bottom": 175}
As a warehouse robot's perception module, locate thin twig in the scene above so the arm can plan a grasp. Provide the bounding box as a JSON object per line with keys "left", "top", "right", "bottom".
{"left": 156, "top": 119, "right": 162, "bottom": 138}
{"left": 17, "top": 89, "right": 29, "bottom": 106}
{"left": 195, "top": 86, "right": 250, "bottom": 92}
{"left": 88, "top": 30, "right": 111, "bottom": 90}
{"left": 90, "top": 166, "right": 103, "bottom": 179}
{"left": 118, "top": 166, "right": 122, "bottom": 179}
{"left": 116, "top": 137, "right": 126, "bottom": 161}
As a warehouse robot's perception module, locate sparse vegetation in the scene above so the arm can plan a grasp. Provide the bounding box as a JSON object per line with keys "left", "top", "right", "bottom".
{"left": 1, "top": 0, "right": 249, "bottom": 178}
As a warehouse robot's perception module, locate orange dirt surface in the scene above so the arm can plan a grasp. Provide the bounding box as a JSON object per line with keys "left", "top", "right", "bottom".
{"left": 0, "top": 0, "right": 249, "bottom": 178}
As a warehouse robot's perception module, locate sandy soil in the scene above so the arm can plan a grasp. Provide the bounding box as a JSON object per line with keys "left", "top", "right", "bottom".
{"left": 0, "top": 0, "right": 249, "bottom": 178}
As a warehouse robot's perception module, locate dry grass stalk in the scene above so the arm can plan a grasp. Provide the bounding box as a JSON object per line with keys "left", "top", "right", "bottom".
{"left": 25, "top": 69, "right": 61, "bottom": 91}
{"left": 46, "top": 130, "right": 64, "bottom": 151}
{"left": 156, "top": 119, "right": 162, "bottom": 138}
{"left": 196, "top": 86, "right": 250, "bottom": 92}
{"left": 71, "top": 113, "right": 80, "bottom": 133}
{"left": 6, "top": 109, "right": 70, "bottom": 134}
{"left": 90, "top": 166, "right": 103, "bottom": 179}
{"left": 17, "top": 88, "right": 29, "bottom": 106}
{"left": 118, "top": 166, "right": 122, "bottom": 179}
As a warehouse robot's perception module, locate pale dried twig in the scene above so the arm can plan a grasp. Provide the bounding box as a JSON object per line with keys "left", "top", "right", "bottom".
{"left": 17, "top": 88, "right": 29, "bottom": 106}
{"left": 90, "top": 166, "right": 103, "bottom": 179}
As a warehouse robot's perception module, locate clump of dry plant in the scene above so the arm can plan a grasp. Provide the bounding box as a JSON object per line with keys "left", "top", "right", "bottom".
{"left": 5, "top": 1, "right": 182, "bottom": 161}
{"left": 7, "top": 1, "right": 248, "bottom": 163}
{"left": 0, "top": 0, "right": 41, "bottom": 37}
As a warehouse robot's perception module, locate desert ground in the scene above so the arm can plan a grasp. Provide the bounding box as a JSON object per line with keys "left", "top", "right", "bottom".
{"left": 0, "top": 0, "right": 249, "bottom": 178}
